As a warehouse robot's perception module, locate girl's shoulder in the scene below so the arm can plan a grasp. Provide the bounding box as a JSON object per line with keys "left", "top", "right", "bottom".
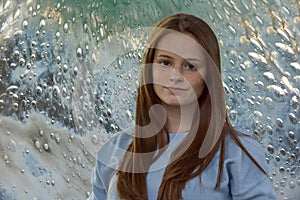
{"left": 95, "top": 127, "right": 134, "bottom": 170}
{"left": 224, "top": 128, "right": 266, "bottom": 163}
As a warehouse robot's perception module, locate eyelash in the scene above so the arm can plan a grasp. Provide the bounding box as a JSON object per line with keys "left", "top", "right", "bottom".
{"left": 158, "top": 59, "right": 198, "bottom": 71}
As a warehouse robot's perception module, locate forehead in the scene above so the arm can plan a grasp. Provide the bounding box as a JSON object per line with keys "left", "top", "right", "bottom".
{"left": 154, "top": 31, "right": 207, "bottom": 59}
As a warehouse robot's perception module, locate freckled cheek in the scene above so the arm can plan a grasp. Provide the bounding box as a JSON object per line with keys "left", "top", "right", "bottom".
{"left": 184, "top": 75, "right": 205, "bottom": 96}
{"left": 152, "top": 68, "right": 167, "bottom": 85}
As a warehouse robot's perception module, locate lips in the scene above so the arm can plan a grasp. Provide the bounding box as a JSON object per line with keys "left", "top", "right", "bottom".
{"left": 164, "top": 86, "right": 187, "bottom": 93}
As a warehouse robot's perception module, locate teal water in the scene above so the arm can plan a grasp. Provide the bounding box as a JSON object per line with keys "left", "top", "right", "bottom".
{"left": 0, "top": 0, "right": 299, "bottom": 199}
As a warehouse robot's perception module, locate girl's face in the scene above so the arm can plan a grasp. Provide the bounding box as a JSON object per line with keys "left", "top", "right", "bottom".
{"left": 152, "top": 32, "right": 209, "bottom": 108}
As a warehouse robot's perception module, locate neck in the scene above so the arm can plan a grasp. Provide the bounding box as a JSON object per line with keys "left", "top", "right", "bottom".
{"left": 163, "top": 103, "right": 198, "bottom": 133}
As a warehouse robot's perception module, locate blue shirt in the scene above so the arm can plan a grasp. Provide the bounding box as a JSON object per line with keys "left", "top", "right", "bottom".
{"left": 88, "top": 129, "right": 277, "bottom": 200}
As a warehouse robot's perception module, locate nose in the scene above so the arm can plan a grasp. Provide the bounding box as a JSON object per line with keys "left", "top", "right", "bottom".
{"left": 169, "top": 65, "right": 183, "bottom": 82}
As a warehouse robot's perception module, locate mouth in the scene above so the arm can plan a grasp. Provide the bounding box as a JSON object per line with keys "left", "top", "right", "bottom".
{"left": 164, "top": 86, "right": 187, "bottom": 93}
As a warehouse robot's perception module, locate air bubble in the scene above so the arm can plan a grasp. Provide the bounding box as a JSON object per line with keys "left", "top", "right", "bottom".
{"left": 275, "top": 118, "right": 284, "bottom": 128}
{"left": 34, "top": 140, "right": 41, "bottom": 149}
{"left": 267, "top": 145, "right": 274, "bottom": 154}
{"left": 107, "top": 109, "right": 112, "bottom": 117}
{"left": 8, "top": 139, "right": 17, "bottom": 152}
{"left": 280, "top": 148, "right": 287, "bottom": 156}
{"left": 22, "top": 20, "right": 29, "bottom": 29}
{"left": 43, "top": 143, "right": 49, "bottom": 151}
{"left": 63, "top": 23, "right": 69, "bottom": 33}
{"left": 76, "top": 48, "right": 83, "bottom": 58}
{"left": 53, "top": 86, "right": 60, "bottom": 98}
{"left": 288, "top": 131, "right": 295, "bottom": 139}
{"left": 36, "top": 86, "right": 42, "bottom": 96}
{"left": 39, "top": 19, "right": 46, "bottom": 29}
{"left": 288, "top": 113, "right": 297, "bottom": 124}
{"left": 91, "top": 135, "right": 98, "bottom": 144}
{"left": 289, "top": 181, "right": 295, "bottom": 189}
{"left": 125, "top": 110, "right": 132, "bottom": 120}
{"left": 99, "top": 117, "right": 103, "bottom": 124}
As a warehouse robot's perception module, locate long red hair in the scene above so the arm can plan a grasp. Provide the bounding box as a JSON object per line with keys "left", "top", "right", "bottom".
{"left": 116, "top": 13, "right": 265, "bottom": 200}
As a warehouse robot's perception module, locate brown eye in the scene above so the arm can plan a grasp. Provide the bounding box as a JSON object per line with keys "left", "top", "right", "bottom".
{"left": 160, "top": 60, "right": 172, "bottom": 68}
{"left": 184, "top": 63, "right": 197, "bottom": 71}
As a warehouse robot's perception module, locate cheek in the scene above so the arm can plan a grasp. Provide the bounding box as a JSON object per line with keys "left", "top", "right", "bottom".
{"left": 187, "top": 75, "right": 205, "bottom": 97}
{"left": 152, "top": 67, "right": 166, "bottom": 85}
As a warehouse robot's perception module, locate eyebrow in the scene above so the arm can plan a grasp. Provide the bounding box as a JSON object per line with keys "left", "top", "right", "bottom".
{"left": 156, "top": 53, "right": 201, "bottom": 63}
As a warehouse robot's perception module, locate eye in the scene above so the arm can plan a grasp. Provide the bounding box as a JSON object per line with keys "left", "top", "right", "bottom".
{"left": 159, "top": 60, "right": 172, "bottom": 68}
{"left": 184, "top": 63, "right": 198, "bottom": 71}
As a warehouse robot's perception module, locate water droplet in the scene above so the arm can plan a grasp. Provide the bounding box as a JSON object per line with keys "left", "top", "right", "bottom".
{"left": 22, "top": 20, "right": 28, "bottom": 29}
{"left": 63, "top": 64, "right": 68, "bottom": 72}
{"left": 267, "top": 145, "right": 274, "bottom": 154}
{"left": 107, "top": 109, "right": 112, "bottom": 117}
{"left": 276, "top": 118, "right": 284, "bottom": 128}
{"left": 19, "top": 58, "right": 25, "bottom": 67}
{"left": 289, "top": 181, "right": 295, "bottom": 189}
{"left": 91, "top": 135, "right": 98, "bottom": 144}
{"left": 63, "top": 23, "right": 69, "bottom": 33}
{"left": 53, "top": 86, "right": 60, "bottom": 98}
{"left": 280, "top": 148, "right": 287, "bottom": 156}
{"left": 39, "top": 19, "right": 46, "bottom": 29}
{"left": 76, "top": 48, "right": 82, "bottom": 58}
{"left": 8, "top": 139, "right": 17, "bottom": 152}
{"left": 288, "top": 131, "right": 295, "bottom": 139}
{"left": 99, "top": 117, "right": 103, "bottom": 124}
{"left": 265, "top": 97, "right": 274, "bottom": 109}
{"left": 288, "top": 113, "right": 297, "bottom": 124}
{"left": 55, "top": 31, "right": 61, "bottom": 39}
{"left": 125, "top": 110, "right": 132, "bottom": 120}
{"left": 36, "top": 86, "right": 42, "bottom": 96}
{"left": 110, "top": 124, "right": 115, "bottom": 131}
{"left": 34, "top": 140, "right": 41, "bottom": 149}
{"left": 43, "top": 143, "right": 49, "bottom": 151}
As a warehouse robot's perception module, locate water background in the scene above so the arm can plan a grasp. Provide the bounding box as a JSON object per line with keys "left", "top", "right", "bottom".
{"left": 0, "top": 0, "right": 299, "bottom": 199}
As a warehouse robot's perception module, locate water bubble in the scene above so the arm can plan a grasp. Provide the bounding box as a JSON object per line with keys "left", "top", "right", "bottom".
{"left": 280, "top": 179, "right": 286, "bottom": 187}
{"left": 34, "top": 140, "right": 41, "bottom": 149}
{"left": 13, "top": 50, "right": 20, "bottom": 60}
{"left": 288, "top": 131, "right": 295, "bottom": 139}
{"left": 36, "top": 86, "right": 42, "bottom": 96}
{"left": 76, "top": 48, "right": 83, "bottom": 58}
{"left": 22, "top": 20, "right": 29, "bottom": 29}
{"left": 55, "top": 136, "right": 60, "bottom": 143}
{"left": 290, "top": 96, "right": 299, "bottom": 109}
{"left": 110, "top": 124, "right": 116, "bottom": 131}
{"left": 280, "top": 148, "right": 287, "bottom": 156}
{"left": 19, "top": 58, "right": 25, "bottom": 67}
{"left": 125, "top": 110, "right": 132, "bottom": 120}
{"left": 63, "top": 23, "right": 69, "bottom": 33}
{"left": 43, "top": 143, "right": 49, "bottom": 151}
{"left": 91, "top": 135, "right": 98, "bottom": 144}
{"left": 107, "top": 109, "right": 112, "bottom": 117}
{"left": 275, "top": 42, "right": 295, "bottom": 55}
{"left": 53, "top": 86, "right": 60, "bottom": 98}
{"left": 39, "top": 19, "right": 46, "bottom": 29}
{"left": 55, "top": 31, "right": 61, "bottom": 39}
{"left": 288, "top": 113, "right": 297, "bottom": 124}
{"left": 289, "top": 181, "right": 295, "bottom": 189}
{"left": 263, "top": 72, "right": 275, "bottom": 82}
{"left": 266, "top": 85, "right": 288, "bottom": 102}
{"left": 8, "top": 139, "right": 17, "bottom": 152}
{"left": 267, "top": 145, "right": 274, "bottom": 154}
{"left": 99, "top": 117, "right": 103, "bottom": 124}
{"left": 276, "top": 118, "right": 284, "bottom": 128}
